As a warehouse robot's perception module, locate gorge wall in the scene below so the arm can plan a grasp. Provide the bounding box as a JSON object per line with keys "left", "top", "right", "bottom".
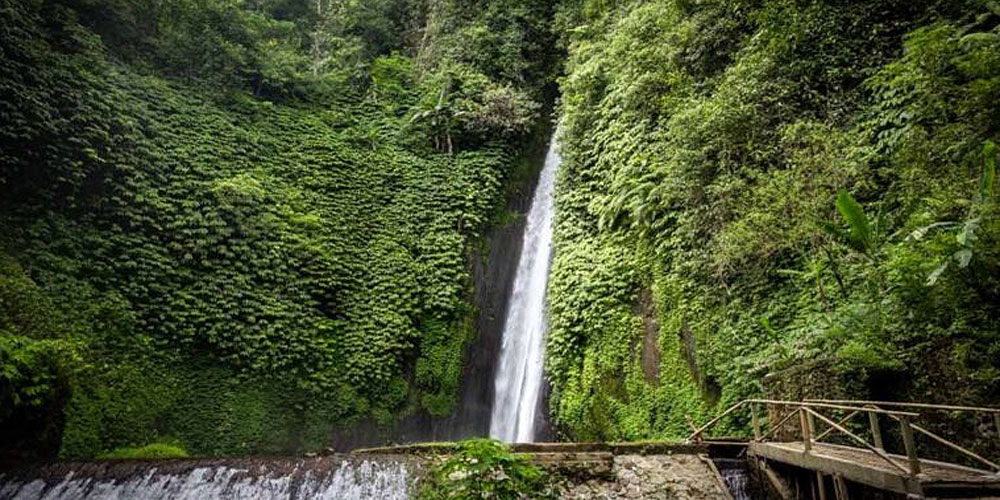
{"left": 3, "top": 0, "right": 1000, "bottom": 466}
{"left": 545, "top": 0, "right": 1000, "bottom": 442}
{"left": 0, "top": 0, "right": 560, "bottom": 461}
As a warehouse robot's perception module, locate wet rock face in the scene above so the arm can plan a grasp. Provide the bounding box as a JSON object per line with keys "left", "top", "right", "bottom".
{"left": 560, "top": 455, "right": 730, "bottom": 500}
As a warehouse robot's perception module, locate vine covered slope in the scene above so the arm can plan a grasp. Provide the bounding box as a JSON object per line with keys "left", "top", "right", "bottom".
{"left": 0, "top": 0, "right": 557, "bottom": 459}
{"left": 547, "top": 0, "right": 1000, "bottom": 441}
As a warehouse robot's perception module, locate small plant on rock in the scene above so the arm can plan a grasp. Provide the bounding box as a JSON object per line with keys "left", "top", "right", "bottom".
{"left": 418, "top": 439, "right": 558, "bottom": 499}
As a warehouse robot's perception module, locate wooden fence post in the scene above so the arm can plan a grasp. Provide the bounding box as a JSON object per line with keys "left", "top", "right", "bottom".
{"left": 868, "top": 411, "right": 883, "bottom": 450}
{"left": 994, "top": 413, "right": 1000, "bottom": 448}
{"left": 899, "top": 416, "right": 921, "bottom": 475}
{"left": 816, "top": 471, "right": 827, "bottom": 500}
{"left": 807, "top": 410, "right": 817, "bottom": 440}
{"left": 752, "top": 403, "right": 762, "bottom": 440}
{"left": 800, "top": 407, "right": 812, "bottom": 452}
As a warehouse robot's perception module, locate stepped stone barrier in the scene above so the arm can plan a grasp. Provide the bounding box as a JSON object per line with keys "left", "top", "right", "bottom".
{"left": 354, "top": 441, "right": 735, "bottom": 499}
{"left": 0, "top": 442, "right": 737, "bottom": 499}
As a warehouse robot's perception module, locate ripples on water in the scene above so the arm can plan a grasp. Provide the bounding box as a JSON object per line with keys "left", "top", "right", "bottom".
{"left": 0, "top": 459, "right": 409, "bottom": 500}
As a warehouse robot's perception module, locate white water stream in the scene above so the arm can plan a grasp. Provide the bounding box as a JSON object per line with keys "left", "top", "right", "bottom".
{"left": 489, "top": 134, "right": 559, "bottom": 443}
{"left": 0, "top": 460, "right": 409, "bottom": 500}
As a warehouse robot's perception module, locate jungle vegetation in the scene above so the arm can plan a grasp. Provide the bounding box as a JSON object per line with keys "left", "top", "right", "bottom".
{"left": 547, "top": 0, "right": 1000, "bottom": 443}
{"left": 0, "top": 0, "right": 558, "bottom": 460}
{"left": 1, "top": 0, "right": 999, "bottom": 462}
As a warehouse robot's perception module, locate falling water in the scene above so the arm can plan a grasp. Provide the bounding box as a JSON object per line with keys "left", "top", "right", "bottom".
{"left": 721, "top": 467, "right": 751, "bottom": 500}
{"left": 715, "top": 458, "right": 756, "bottom": 500}
{"left": 0, "top": 459, "right": 410, "bottom": 500}
{"left": 489, "top": 134, "right": 560, "bottom": 443}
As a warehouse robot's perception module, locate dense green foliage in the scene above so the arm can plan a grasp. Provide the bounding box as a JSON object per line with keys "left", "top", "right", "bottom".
{"left": 98, "top": 443, "right": 189, "bottom": 459}
{"left": 418, "top": 439, "right": 557, "bottom": 500}
{"left": 547, "top": 0, "right": 1000, "bottom": 440}
{"left": 4, "top": 0, "right": 999, "bottom": 462}
{"left": 0, "top": 0, "right": 557, "bottom": 459}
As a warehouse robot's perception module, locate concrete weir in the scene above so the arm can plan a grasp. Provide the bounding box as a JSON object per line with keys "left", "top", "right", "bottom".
{"left": 355, "top": 442, "right": 737, "bottom": 500}
{"left": 0, "top": 443, "right": 742, "bottom": 499}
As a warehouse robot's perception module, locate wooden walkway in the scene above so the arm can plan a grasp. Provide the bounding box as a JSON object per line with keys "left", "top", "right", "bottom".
{"left": 688, "top": 399, "right": 1000, "bottom": 498}
{"left": 749, "top": 441, "right": 1000, "bottom": 497}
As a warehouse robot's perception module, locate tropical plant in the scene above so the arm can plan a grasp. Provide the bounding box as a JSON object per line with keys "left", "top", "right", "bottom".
{"left": 418, "top": 439, "right": 558, "bottom": 500}
{"left": 908, "top": 140, "right": 997, "bottom": 285}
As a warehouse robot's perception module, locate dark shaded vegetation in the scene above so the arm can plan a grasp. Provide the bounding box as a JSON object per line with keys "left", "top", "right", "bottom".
{"left": 0, "top": 0, "right": 559, "bottom": 460}
{"left": 3, "top": 0, "right": 999, "bottom": 465}
{"left": 547, "top": 0, "right": 1000, "bottom": 446}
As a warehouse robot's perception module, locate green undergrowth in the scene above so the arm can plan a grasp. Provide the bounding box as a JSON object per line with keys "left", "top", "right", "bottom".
{"left": 547, "top": 0, "right": 1000, "bottom": 442}
{"left": 98, "top": 443, "right": 189, "bottom": 460}
{"left": 418, "top": 439, "right": 558, "bottom": 500}
{"left": 0, "top": 0, "right": 559, "bottom": 459}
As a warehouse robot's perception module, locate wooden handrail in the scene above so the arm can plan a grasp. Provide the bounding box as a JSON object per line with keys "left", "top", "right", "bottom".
{"left": 756, "top": 405, "right": 801, "bottom": 442}
{"left": 805, "top": 399, "right": 1000, "bottom": 414}
{"left": 688, "top": 400, "right": 747, "bottom": 440}
{"left": 746, "top": 399, "right": 919, "bottom": 417}
{"left": 688, "top": 399, "right": 918, "bottom": 442}
{"left": 687, "top": 398, "right": 998, "bottom": 481}
{"left": 880, "top": 410, "right": 1000, "bottom": 472}
{"left": 804, "top": 407, "right": 910, "bottom": 475}
{"left": 814, "top": 410, "right": 859, "bottom": 442}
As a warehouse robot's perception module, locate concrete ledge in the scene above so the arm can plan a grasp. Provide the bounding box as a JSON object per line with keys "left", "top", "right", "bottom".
{"left": 352, "top": 441, "right": 709, "bottom": 456}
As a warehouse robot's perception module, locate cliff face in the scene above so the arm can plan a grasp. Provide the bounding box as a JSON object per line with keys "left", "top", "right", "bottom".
{"left": 327, "top": 121, "right": 554, "bottom": 449}
{"left": 456, "top": 141, "right": 547, "bottom": 438}
{"left": 0, "top": 0, "right": 562, "bottom": 459}
{"left": 545, "top": 0, "right": 1000, "bottom": 442}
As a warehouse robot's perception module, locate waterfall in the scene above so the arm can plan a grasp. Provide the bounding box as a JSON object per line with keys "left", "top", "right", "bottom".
{"left": 489, "top": 134, "right": 560, "bottom": 443}
{"left": 0, "top": 460, "right": 410, "bottom": 500}
{"left": 714, "top": 458, "right": 756, "bottom": 500}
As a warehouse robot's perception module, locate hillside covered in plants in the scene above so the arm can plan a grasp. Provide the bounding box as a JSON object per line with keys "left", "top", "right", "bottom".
{"left": 0, "top": 0, "right": 557, "bottom": 460}
{"left": 546, "top": 0, "right": 1000, "bottom": 441}
{"left": 2, "top": 0, "right": 999, "bottom": 463}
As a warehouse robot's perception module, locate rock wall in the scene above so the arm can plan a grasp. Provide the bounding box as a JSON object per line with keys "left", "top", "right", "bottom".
{"left": 1, "top": 443, "right": 737, "bottom": 499}
{"left": 560, "top": 454, "right": 731, "bottom": 500}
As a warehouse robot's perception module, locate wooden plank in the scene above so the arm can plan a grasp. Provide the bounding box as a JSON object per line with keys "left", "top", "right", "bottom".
{"left": 899, "top": 417, "right": 921, "bottom": 475}
{"left": 804, "top": 399, "right": 1000, "bottom": 414}
{"left": 746, "top": 399, "right": 920, "bottom": 417}
{"left": 868, "top": 411, "right": 883, "bottom": 450}
{"left": 833, "top": 474, "right": 849, "bottom": 500}
{"left": 748, "top": 442, "right": 921, "bottom": 495}
{"left": 756, "top": 458, "right": 794, "bottom": 500}
{"left": 699, "top": 454, "right": 736, "bottom": 500}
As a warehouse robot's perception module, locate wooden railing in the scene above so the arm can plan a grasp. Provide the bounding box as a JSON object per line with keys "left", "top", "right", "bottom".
{"left": 686, "top": 398, "right": 1000, "bottom": 478}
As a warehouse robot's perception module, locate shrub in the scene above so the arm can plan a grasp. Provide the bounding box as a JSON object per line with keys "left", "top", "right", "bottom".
{"left": 98, "top": 443, "right": 189, "bottom": 460}
{"left": 418, "top": 439, "right": 558, "bottom": 500}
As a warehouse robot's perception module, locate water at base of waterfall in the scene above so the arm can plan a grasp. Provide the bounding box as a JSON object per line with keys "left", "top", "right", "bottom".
{"left": 488, "top": 133, "right": 560, "bottom": 444}
{"left": 0, "top": 460, "right": 409, "bottom": 500}
{"left": 715, "top": 458, "right": 760, "bottom": 500}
